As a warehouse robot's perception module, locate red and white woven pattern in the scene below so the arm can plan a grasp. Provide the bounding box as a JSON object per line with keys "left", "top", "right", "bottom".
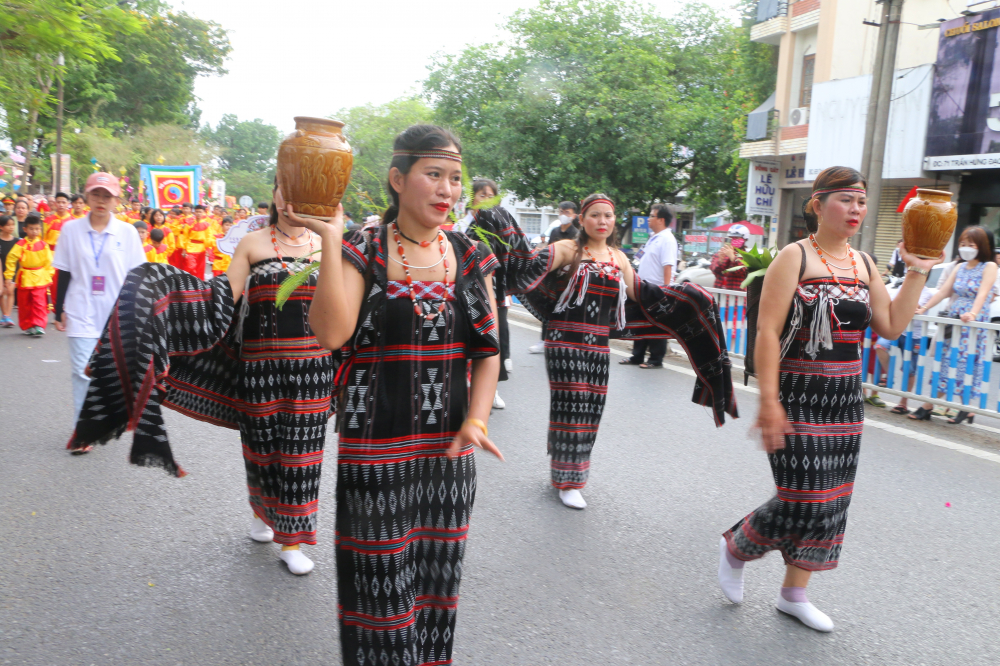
{"left": 386, "top": 280, "right": 456, "bottom": 301}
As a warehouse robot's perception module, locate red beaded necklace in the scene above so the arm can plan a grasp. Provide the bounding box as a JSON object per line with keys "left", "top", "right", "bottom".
{"left": 582, "top": 245, "right": 616, "bottom": 267}
{"left": 809, "top": 234, "right": 859, "bottom": 289}
{"left": 391, "top": 223, "right": 449, "bottom": 319}
{"left": 270, "top": 225, "right": 312, "bottom": 271}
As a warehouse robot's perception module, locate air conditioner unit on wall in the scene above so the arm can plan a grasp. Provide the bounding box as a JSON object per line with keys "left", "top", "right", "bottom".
{"left": 789, "top": 107, "right": 809, "bottom": 126}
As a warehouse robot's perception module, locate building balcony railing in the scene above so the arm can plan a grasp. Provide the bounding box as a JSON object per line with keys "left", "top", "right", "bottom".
{"left": 791, "top": 0, "right": 821, "bottom": 31}
{"left": 751, "top": 0, "right": 819, "bottom": 43}
{"left": 778, "top": 124, "right": 809, "bottom": 155}
{"left": 740, "top": 122, "right": 810, "bottom": 159}
{"left": 751, "top": 15, "right": 788, "bottom": 44}
{"left": 739, "top": 138, "right": 778, "bottom": 159}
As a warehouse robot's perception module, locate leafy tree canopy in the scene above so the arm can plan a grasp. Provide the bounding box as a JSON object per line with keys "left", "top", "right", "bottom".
{"left": 426, "top": 0, "right": 774, "bottom": 216}
{"left": 39, "top": 121, "right": 216, "bottom": 193}
{"left": 52, "top": 4, "right": 230, "bottom": 132}
{"left": 201, "top": 115, "right": 281, "bottom": 173}
{"left": 0, "top": 0, "right": 142, "bottom": 182}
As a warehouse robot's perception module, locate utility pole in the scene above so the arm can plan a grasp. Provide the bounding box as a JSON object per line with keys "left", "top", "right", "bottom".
{"left": 859, "top": 0, "right": 903, "bottom": 255}
{"left": 860, "top": 2, "right": 890, "bottom": 171}
{"left": 55, "top": 53, "right": 65, "bottom": 193}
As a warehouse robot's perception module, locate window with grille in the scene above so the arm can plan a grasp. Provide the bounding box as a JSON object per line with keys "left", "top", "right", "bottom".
{"left": 800, "top": 55, "right": 815, "bottom": 107}
{"left": 519, "top": 213, "right": 542, "bottom": 234}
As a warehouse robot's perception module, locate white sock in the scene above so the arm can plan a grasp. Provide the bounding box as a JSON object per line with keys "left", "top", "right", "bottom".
{"left": 718, "top": 537, "right": 744, "bottom": 603}
{"left": 559, "top": 489, "right": 587, "bottom": 509}
{"left": 504, "top": 358, "right": 513, "bottom": 373}
{"left": 279, "top": 548, "right": 314, "bottom": 575}
{"left": 775, "top": 590, "right": 834, "bottom": 632}
{"left": 249, "top": 516, "right": 274, "bottom": 543}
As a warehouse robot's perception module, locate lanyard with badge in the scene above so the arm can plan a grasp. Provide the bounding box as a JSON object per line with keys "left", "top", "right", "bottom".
{"left": 90, "top": 231, "right": 109, "bottom": 295}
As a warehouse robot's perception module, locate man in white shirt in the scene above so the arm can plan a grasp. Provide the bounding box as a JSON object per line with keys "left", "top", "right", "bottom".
{"left": 622, "top": 204, "right": 678, "bottom": 368}
{"left": 53, "top": 172, "right": 147, "bottom": 434}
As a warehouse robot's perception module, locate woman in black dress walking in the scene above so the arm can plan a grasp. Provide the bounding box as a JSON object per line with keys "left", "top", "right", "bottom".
{"left": 718, "top": 167, "right": 941, "bottom": 631}
{"left": 301, "top": 125, "right": 502, "bottom": 666}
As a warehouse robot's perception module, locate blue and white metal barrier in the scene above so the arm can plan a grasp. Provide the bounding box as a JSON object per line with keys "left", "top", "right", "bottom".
{"left": 705, "top": 287, "right": 1000, "bottom": 418}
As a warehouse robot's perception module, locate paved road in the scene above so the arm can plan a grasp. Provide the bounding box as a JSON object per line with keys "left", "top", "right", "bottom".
{"left": 2, "top": 316, "right": 999, "bottom": 665}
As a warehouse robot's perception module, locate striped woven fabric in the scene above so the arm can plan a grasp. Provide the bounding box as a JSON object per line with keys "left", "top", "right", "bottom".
{"left": 726, "top": 277, "right": 872, "bottom": 571}
{"left": 334, "top": 227, "right": 499, "bottom": 666}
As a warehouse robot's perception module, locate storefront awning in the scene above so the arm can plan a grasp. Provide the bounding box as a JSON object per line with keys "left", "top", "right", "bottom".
{"left": 745, "top": 92, "right": 776, "bottom": 141}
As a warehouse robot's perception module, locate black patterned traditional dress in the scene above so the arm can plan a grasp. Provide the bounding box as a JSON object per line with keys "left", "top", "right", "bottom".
{"left": 544, "top": 258, "right": 626, "bottom": 489}
{"left": 238, "top": 258, "right": 334, "bottom": 545}
{"left": 67, "top": 259, "right": 336, "bottom": 540}
{"left": 336, "top": 227, "right": 499, "bottom": 666}
{"left": 725, "top": 262, "right": 872, "bottom": 571}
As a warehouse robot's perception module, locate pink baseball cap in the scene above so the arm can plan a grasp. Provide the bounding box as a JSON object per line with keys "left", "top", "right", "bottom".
{"left": 84, "top": 172, "right": 122, "bottom": 197}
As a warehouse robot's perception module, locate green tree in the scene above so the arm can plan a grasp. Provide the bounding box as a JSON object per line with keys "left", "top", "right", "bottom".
{"left": 44, "top": 121, "right": 216, "bottom": 193}
{"left": 0, "top": 0, "right": 140, "bottom": 187}
{"left": 200, "top": 115, "right": 281, "bottom": 206}
{"left": 52, "top": 6, "right": 230, "bottom": 133}
{"left": 426, "top": 0, "right": 773, "bottom": 216}
{"left": 218, "top": 168, "right": 273, "bottom": 206}
{"left": 332, "top": 98, "right": 434, "bottom": 218}
{"left": 202, "top": 115, "right": 281, "bottom": 173}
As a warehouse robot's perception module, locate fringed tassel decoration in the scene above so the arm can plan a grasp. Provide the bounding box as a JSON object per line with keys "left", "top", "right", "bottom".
{"left": 778, "top": 287, "right": 836, "bottom": 361}
{"left": 778, "top": 291, "right": 805, "bottom": 360}
{"left": 554, "top": 264, "right": 590, "bottom": 314}
{"left": 804, "top": 290, "right": 835, "bottom": 359}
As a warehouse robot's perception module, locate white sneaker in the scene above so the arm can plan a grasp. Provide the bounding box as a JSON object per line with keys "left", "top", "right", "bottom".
{"left": 504, "top": 358, "right": 513, "bottom": 373}
{"left": 528, "top": 342, "right": 545, "bottom": 354}
{"left": 249, "top": 516, "right": 274, "bottom": 543}
{"left": 558, "top": 489, "right": 587, "bottom": 509}
{"left": 279, "top": 548, "right": 315, "bottom": 575}
{"left": 775, "top": 594, "right": 834, "bottom": 632}
{"left": 717, "top": 537, "right": 744, "bottom": 603}
{"left": 493, "top": 391, "right": 505, "bottom": 409}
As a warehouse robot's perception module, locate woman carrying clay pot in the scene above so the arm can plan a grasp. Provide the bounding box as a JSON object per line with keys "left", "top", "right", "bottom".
{"left": 718, "top": 166, "right": 941, "bottom": 632}
{"left": 301, "top": 124, "right": 503, "bottom": 666}
{"left": 908, "top": 225, "right": 997, "bottom": 424}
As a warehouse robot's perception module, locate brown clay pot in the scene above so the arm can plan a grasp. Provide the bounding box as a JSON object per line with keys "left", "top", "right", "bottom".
{"left": 277, "top": 117, "right": 353, "bottom": 219}
{"left": 901, "top": 188, "right": 957, "bottom": 259}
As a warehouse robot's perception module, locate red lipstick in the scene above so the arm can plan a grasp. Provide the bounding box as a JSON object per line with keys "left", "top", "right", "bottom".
{"left": 432, "top": 202, "right": 450, "bottom": 212}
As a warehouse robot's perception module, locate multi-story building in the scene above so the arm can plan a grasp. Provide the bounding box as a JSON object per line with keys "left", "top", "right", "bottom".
{"left": 741, "top": 0, "right": 958, "bottom": 265}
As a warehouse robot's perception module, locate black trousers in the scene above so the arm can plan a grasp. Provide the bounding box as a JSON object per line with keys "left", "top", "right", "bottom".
{"left": 629, "top": 338, "right": 667, "bottom": 365}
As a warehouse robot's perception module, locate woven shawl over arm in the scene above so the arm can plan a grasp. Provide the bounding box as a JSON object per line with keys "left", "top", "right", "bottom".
{"left": 67, "top": 263, "right": 241, "bottom": 477}
{"left": 472, "top": 205, "right": 738, "bottom": 426}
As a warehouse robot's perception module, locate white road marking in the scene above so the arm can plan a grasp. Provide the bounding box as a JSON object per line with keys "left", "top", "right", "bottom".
{"left": 508, "top": 315, "right": 1000, "bottom": 466}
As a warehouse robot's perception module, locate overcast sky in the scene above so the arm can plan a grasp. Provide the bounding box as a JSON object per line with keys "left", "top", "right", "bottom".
{"left": 169, "top": 0, "right": 738, "bottom": 135}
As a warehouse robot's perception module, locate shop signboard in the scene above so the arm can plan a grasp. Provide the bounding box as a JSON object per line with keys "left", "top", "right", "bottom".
{"left": 806, "top": 65, "right": 933, "bottom": 179}
{"left": 684, "top": 234, "right": 707, "bottom": 253}
{"left": 925, "top": 9, "right": 1000, "bottom": 170}
{"left": 746, "top": 159, "right": 780, "bottom": 217}
{"left": 632, "top": 215, "right": 650, "bottom": 245}
{"left": 708, "top": 234, "right": 728, "bottom": 253}
{"left": 780, "top": 154, "right": 810, "bottom": 188}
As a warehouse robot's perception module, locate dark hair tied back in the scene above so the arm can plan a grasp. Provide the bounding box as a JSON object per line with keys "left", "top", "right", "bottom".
{"left": 803, "top": 166, "right": 867, "bottom": 234}
{"left": 383, "top": 125, "right": 462, "bottom": 225}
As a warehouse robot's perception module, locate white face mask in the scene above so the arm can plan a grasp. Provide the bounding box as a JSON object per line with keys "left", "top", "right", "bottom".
{"left": 558, "top": 214, "right": 573, "bottom": 225}
{"left": 958, "top": 246, "right": 978, "bottom": 261}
